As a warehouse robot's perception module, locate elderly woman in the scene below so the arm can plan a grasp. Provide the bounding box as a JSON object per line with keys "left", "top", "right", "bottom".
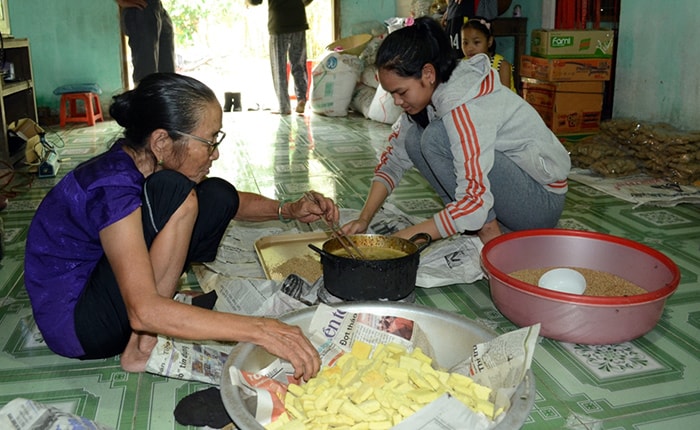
{"left": 24, "top": 73, "right": 335, "bottom": 381}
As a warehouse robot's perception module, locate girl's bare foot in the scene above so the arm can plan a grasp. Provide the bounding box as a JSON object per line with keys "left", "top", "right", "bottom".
{"left": 119, "top": 331, "right": 158, "bottom": 373}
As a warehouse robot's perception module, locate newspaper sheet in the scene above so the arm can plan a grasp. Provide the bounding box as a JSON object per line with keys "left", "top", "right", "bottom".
{"left": 391, "top": 393, "right": 492, "bottom": 430}
{"left": 145, "top": 277, "right": 307, "bottom": 384}
{"left": 453, "top": 323, "right": 539, "bottom": 391}
{"left": 569, "top": 168, "right": 700, "bottom": 207}
{"left": 201, "top": 221, "right": 287, "bottom": 279}
{"left": 0, "top": 398, "right": 114, "bottom": 430}
{"left": 227, "top": 304, "right": 540, "bottom": 429}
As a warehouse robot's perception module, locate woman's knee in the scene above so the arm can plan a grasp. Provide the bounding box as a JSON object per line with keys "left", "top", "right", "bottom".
{"left": 142, "top": 170, "right": 197, "bottom": 241}
{"left": 188, "top": 179, "right": 239, "bottom": 263}
{"left": 198, "top": 177, "right": 237, "bottom": 198}
{"left": 172, "top": 189, "right": 199, "bottom": 221}
{"left": 196, "top": 177, "right": 239, "bottom": 216}
{"left": 497, "top": 191, "right": 565, "bottom": 231}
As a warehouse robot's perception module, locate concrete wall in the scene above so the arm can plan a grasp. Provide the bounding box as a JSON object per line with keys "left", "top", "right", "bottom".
{"left": 8, "top": 0, "right": 124, "bottom": 114}
{"left": 613, "top": 0, "right": 699, "bottom": 130}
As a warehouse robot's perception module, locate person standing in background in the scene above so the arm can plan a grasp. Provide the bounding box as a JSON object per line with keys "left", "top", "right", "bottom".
{"left": 266, "top": 0, "right": 313, "bottom": 115}
{"left": 117, "top": 0, "right": 176, "bottom": 84}
{"left": 441, "top": 0, "right": 475, "bottom": 59}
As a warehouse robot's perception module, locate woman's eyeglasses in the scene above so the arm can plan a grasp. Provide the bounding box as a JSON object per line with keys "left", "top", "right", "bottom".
{"left": 172, "top": 130, "right": 226, "bottom": 154}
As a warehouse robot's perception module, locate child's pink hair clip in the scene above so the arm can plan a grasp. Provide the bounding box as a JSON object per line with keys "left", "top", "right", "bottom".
{"left": 470, "top": 17, "right": 491, "bottom": 30}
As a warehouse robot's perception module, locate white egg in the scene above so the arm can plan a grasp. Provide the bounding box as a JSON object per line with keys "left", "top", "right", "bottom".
{"left": 538, "top": 268, "right": 587, "bottom": 295}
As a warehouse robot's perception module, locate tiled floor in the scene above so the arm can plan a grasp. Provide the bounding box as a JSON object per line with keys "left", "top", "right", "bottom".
{"left": 0, "top": 111, "right": 698, "bottom": 430}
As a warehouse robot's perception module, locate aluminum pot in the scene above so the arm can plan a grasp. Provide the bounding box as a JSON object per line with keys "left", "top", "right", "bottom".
{"left": 309, "top": 233, "right": 431, "bottom": 301}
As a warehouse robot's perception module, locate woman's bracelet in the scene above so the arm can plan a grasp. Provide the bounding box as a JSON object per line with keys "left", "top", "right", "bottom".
{"left": 277, "top": 199, "right": 292, "bottom": 223}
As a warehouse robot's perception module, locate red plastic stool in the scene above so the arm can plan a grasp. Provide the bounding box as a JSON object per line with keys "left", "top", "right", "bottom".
{"left": 59, "top": 92, "right": 104, "bottom": 127}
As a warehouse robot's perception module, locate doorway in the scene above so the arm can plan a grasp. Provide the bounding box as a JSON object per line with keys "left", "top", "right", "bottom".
{"left": 129, "top": 0, "right": 335, "bottom": 110}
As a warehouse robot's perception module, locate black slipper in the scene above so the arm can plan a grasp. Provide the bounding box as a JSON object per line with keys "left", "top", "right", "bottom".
{"left": 173, "top": 387, "right": 231, "bottom": 428}
{"left": 191, "top": 290, "right": 218, "bottom": 310}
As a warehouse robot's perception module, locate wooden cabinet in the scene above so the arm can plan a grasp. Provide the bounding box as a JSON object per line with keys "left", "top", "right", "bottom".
{"left": 0, "top": 38, "right": 38, "bottom": 164}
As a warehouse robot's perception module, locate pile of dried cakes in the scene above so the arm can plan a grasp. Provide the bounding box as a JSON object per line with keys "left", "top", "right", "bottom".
{"left": 567, "top": 119, "right": 700, "bottom": 186}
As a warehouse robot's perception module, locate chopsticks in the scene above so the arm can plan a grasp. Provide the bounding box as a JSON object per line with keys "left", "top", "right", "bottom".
{"left": 303, "top": 192, "right": 366, "bottom": 260}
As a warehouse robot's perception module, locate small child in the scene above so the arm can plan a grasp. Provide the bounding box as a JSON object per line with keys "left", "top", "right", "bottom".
{"left": 461, "top": 17, "right": 517, "bottom": 92}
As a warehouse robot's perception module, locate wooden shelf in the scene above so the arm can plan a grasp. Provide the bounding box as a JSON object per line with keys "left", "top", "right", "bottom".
{"left": 2, "top": 79, "right": 33, "bottom": 97}
{"left": 491, "top": 17, "right": 528, "bottom": 94}
{"left": 0, "top": 38, "right": 38, "bottom": 164}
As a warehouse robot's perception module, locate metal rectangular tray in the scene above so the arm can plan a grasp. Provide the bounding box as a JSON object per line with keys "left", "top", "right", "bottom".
{"left": 254, "top": 231, "right": 331, "bottom": 281}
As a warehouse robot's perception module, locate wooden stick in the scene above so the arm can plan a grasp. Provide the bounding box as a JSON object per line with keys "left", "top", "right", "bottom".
{"left": 329, "top": 222, "right": 366, "bottom": 260}
{"left": 303, "top": 192, "right": 365, "bottom": 259}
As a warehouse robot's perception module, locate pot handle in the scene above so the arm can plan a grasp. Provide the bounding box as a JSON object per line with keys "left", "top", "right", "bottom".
{"left": 308, "top": 243, "right": 334, "bottom": 259}
{"left": 408, "top": 233, "right": 432, "bottom": 253}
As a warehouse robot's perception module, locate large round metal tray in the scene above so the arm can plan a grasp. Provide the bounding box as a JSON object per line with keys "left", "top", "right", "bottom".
{"left": 220, "top": 302, "right": 535, "bottom": 429}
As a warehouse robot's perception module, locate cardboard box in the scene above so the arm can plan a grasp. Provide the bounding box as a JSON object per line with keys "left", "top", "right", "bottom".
{"left": 522, "top": 78, "right": 604, "bottom": 134}
{"left": 520, "top": 55, "right": 612, "bottom": 82}
{"left": 531, "top": 29, "right": 614, "bottom": 58}
{"left": 7, "top": 117, "right": 44, "bottom": 154}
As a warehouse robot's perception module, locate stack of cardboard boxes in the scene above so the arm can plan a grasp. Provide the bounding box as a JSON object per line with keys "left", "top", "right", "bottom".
{"left": 519, "top": 29, "right": 615, "bottom": 135}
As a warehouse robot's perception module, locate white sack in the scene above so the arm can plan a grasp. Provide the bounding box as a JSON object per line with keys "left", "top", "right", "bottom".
{"left": 368, "top": 85, "right": 403, "bottom": 124}
{"left": 361, "top": 64, "right": 380, "bottom": 89}
{"left": 350, "top": 83, "right": 376, "bottom": 118}
{"left": 310, "top": 52, "right": 363, "bottom": 117}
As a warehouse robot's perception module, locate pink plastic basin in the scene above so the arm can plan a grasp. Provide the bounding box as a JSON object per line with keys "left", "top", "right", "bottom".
{"left": 481, "top": 229, "right": 680, "bottom": 344}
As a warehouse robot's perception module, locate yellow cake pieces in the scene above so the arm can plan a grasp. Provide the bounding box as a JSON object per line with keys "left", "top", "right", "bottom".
{"left": 265, "top": 341, "right": 503, "bottom": 429}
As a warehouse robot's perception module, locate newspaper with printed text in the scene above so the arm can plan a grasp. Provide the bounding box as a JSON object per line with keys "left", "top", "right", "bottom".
{"left": 144, "top": 277, "right": 307, "bottom": 384}
{"left": 0, "top": 398, "right": 114, "bottom": 430}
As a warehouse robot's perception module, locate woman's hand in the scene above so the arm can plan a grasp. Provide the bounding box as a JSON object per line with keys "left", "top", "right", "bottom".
{"left": 289, "top": 190, "right": 340, "bottom": 225}
{"left": 254, "top": 317, "right": 321, "bottom": 381}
